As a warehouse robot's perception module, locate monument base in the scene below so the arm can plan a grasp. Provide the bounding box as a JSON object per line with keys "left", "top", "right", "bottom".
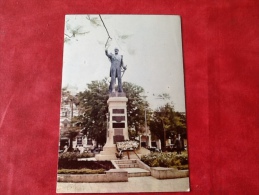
{"left": 95, "top": 144, "right": 117, "bottom": 160}
{"left": 95, "top": 145, "right": 151, "bottom": 161}
{"left": 95, "top": 91, "right": 151, "bottom": 161}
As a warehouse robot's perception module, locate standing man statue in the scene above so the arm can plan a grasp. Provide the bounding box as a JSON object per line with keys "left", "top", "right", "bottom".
{"left": 105, "top": 46, "right": 127, "bottom": 93}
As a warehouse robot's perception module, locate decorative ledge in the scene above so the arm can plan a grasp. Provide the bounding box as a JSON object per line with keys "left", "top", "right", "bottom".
{"left": 151, "top": 167, "right": 189, "bottom": 179}
{"left": 57, "top": 169, "right": 128, "bottom": 183}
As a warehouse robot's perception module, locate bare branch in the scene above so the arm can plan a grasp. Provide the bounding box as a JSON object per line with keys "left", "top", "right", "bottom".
{"left": 86, "top": 15, "right": 91, "bottom": 20}
{"left": 65, "top": 33, "right": 73, "bottom": 38}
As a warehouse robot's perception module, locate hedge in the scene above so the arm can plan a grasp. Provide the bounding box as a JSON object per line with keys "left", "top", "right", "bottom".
{"left": 58, "top": 168, "right": 105, "bottom": 174}
{"left": 141, "top": 152, "right": 188, "bottom": 170}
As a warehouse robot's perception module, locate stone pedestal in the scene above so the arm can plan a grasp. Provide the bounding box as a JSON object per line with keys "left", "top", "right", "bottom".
{"left": 95, "top": 93, "right": 129, "bottom": 160}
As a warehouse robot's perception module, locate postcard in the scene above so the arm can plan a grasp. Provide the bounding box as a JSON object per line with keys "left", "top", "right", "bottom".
{"left": 56, "top": 14, "right": 189, "bottom": 193}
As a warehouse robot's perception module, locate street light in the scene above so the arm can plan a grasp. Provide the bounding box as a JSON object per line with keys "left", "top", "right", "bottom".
{"left": 68, "top": 94, "right": 78, "bottom": 119}
{"left": 140, "top": 94, "right": 149, "bottom": 148}
{"left": 145, "top": 107, "right": 151, "bottom": 148}
{"left": 160, "top": 118, "right": 166, "bottom": 149}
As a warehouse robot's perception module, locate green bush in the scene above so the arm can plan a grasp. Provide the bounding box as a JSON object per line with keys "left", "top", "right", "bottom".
{"left": 58, "top": 168, "right": 105, "bottom": 174}
{"left": 174, "top": 165, "right": 189, "bottom": 170}
{"left": 175, "top": 154, "right": 188, "bottom": 165}
{"left": 141, "top": 152, "right": 189, "bottom": 170}
{"left": 78, "top": 152, "right": 95, "bottom": 158}
{"left": 59, "top": 152, "right": 94, "bottom": 161}
{"left": 58, "top": 160, "right": 115, "bottom": 170}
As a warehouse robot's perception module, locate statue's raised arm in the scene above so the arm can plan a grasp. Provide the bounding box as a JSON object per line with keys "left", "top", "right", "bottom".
{"left": 105, "top": 48, "right": 112, "bottom": 59}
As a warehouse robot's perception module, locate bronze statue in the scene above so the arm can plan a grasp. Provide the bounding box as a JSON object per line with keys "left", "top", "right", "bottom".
{"left": 105, "top": 47, "right": 127, "bottom": 93}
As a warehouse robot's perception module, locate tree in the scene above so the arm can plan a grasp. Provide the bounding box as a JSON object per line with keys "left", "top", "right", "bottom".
{"left": 60, "top": 87, "right": 82, "bottom": 151}
{"left": 75, "top": 78, "right": 148, "bottom": 146}
{"left": 76, "top": 79, "right": 109, "bottom": 146}
{"left": 122, "top": 82, "right": 149, "bottom": 135}
{"left": 61, "top": 119, "right": 82, "bottom": 152}
{"left": 149, "top": 103, "right": 182, "bottom": 148}
{"left": 174, "top": 112, "right": 187, "bottom": 138}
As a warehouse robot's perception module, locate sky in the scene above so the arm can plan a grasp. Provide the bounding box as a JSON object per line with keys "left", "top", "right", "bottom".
{"left": 62, "top": 15, "right": 186, "bottom": 112}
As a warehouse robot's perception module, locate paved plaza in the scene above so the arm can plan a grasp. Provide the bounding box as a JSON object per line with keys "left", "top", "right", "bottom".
{"left": 57, "top": 176, "right": 190, "bottom": 193}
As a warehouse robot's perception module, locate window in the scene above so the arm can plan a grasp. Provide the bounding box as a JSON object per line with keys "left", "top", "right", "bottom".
{"left": 77, "top": 137, "right": 82, "bottom": 145}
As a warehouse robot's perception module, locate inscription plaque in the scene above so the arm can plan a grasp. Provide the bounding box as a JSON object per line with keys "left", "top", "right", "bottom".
{"left": 113, "top": 109, "right": 124, "bottom": 114}
{"left": 112, "top": 116, "right": 125, "bottom": 122}
{"left": 113, "top": 123, "right": 125, "bottom": 128}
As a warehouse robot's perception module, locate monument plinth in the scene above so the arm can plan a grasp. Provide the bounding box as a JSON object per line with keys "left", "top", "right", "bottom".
{"left": 95, "top": 92, "right": 129, "bottom": 160}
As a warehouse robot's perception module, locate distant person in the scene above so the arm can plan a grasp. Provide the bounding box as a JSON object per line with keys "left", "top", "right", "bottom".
{"left": 74, "top": 145, "right": 80, "bottom": 153}
{"left": 63, "top": 145, "right": 68, "bottom": 153}
{"left": 78, "top": 145, "right": 84, "bottom": 154}
{"left": 174, "top": 134, "right": 182, "bottom": 154}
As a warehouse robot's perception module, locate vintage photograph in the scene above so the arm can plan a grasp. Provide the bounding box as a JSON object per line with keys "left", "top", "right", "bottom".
{"left": 56, "top": 14, "right": 189, "bottom": 193}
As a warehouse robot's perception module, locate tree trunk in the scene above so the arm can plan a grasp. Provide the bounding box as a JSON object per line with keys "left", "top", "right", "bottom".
{"left": 68, "top": 137, "right": 74, "bottom": 152}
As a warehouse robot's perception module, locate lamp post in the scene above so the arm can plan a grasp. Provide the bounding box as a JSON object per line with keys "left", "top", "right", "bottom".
{"left": 141, "top": 95, "right": 149, "bottom": 148}
{"left": 159, "top": 117, "right": 166, "bottom": 149}
{"left": 69, "top": 94, "right": 78, "bottom": 120}
{"left": 70, "top": 98, "right": 73, "bottom": 119}
{"left": 145, "top": 107, "right": 148, "bottom": 147}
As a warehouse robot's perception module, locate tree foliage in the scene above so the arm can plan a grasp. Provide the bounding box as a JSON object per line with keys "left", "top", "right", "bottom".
{"left": 75, "top": 78, "right": 148, "bottom": 146}
{"left": 60, "top": 87, "right": 82, "bottom": 151}
{"left": 174, "top": 111, "right": 187, "bottom": 138}
{"left": 61, "top": 123, "right": 82, "bottom": 152}
{"left": 149, "top": 103, "right": 187, "bottom": 147}
{"left": 122, "top": 82, "right": 149, "bottom": 134}
{"left": 76, "top": 79, "right": 109, "bottom": 146}
{"left": 60, "top": 80, "right": 187, "bottom": 148}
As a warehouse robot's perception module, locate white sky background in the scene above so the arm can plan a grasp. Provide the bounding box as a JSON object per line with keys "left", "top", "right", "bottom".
{"left": 62, "top": 15, "right": 186, "bottom": 112}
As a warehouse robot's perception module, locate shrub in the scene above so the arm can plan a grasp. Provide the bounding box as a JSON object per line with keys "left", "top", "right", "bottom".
{"left": 58, "top": 160, "right": 115, "bottom": 170}
{"left": 175, "top": 154, "right": 188, "bottom": 165}
{"left": 59, "top": 152, "right": 78, "bottom": 161}
{"left": 78, "top": 152, "right": 95, "bottom": 158}
{"left": 58, "top": 168, "right": 105, "bottom": 174}
{"left": 141, "top": 152, "right": 189, "bottom": 170}
{"left": 59, "top": 152, "right": 94, "bottom": 161}
{"left": 175, "top": 165, "right": 189, "bottom": 170}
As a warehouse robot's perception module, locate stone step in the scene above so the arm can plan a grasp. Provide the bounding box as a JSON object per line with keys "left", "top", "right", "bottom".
{"left": 112, "top": 159, "right": 151, "bottom": 177}
{"left": 114, "top": 160, "right": 138, "bottom": 164}
{"left": 118, "top": 164, "right": 139, "bottom": 168}
{"left": 128, "top": 172, "right": 151, "bottom": 177}
{"left": 122, "top": 168, "right": 151, "bottom": 177}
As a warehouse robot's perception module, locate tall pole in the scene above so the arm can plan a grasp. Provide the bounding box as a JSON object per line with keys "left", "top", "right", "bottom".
{"left": 163, "top": 121, "right": 166, "bottom": 148}
{"left": 161, "top": 118, "right": 166, "bottom": 149}
{"left": 69, "top": 98, "right": 74, "bottom": 150}
{"left": 70, "top": 100, "right": 73, "bottom": 119}
{"left": 145, "top": 108, "right": 148, "bottom": 147}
